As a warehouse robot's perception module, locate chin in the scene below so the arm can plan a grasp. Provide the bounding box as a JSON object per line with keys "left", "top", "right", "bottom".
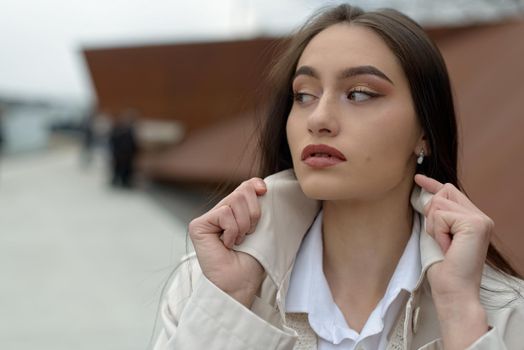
{"left": 295, "top": 171, "right": 353, "bottom": 201}
{"left": 294, "top": 168, "right": 395, "bottom": 202}
{"left": 301, "top": 188, "right": 341, "bottom": 201}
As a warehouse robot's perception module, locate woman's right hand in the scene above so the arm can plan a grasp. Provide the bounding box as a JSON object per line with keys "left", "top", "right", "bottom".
{"left": 188, "top": 178, "right": 268, "bottom": 308}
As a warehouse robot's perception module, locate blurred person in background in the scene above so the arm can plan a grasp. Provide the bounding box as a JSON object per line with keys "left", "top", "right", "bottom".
{"left": 154, "top": 4, "right": 524, "bottom": 350}
{"left": 80, "top": 110, "right": 95, "bottom": 167}
{"left": 0, "top": 103, "right": 4, "bottom": 156}
{"left": 109, "top": 109, "right": 138, "bottom": 188}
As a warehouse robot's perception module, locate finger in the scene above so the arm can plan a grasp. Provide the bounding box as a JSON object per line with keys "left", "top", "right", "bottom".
{"left": 213, "top": 178, "right": 267, "bottom": 210}
{"left": 235, "top": 186, "right": 262, "bottom": 244}
{"left": 189, "top": 205, "right": 239, "bottom": 249}
{"left": 442, "top": 183, "right": 482, "bottom": 213}
{"left": 424, "top": 195, "right": 469, "bottom": 218}
{"left": 426, "top": 208, "right": 463, "bottom": 236}
{"left": 250, "top": 177, "right": 267, "bottom": 196}
{"left": 189, "top": 214, "right": 221, "bottom": 239}
{"left": 243, "top": 187, "right": 262, "bottom": 234}
{"left": 428, "top": 209, "right": 482, "bottom": 254}
{"left": 414, "top": 174, "right": 444, "bottom": 194}
{"left": 431, "top": 209, "right": 455, "bottom": 253}
{"left": 415, "top": 174, "right": 478, "bottom": 212}
{"left": 217, "top": 205, "right": 240, "bottom": 249}
{"left": 228, "top": 193, "right": 252, "bottom": 242}
{"left": 224, "top": 179, "right": 265, "bottom": 238}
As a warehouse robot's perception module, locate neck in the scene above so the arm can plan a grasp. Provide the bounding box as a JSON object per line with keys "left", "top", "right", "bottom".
{"left": 322, "top": 180, "right": 415, "bottom": 315}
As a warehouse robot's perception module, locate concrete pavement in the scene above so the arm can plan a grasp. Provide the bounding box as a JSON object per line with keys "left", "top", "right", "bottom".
{"left": 0, "top": 146, "right": 193, "bottom": 350}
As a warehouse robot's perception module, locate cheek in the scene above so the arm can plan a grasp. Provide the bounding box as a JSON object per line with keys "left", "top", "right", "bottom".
{"left": 387, "top": 120, "right": 419, "bottom": 158}
{"left": 353, "top": 111, "right": 418, "bottom": 170}
{"left": 286, "top": 115, "right": 302, "bottom": 157}
{"left": 374, "top": 106, "right": 418, "bottom": 151}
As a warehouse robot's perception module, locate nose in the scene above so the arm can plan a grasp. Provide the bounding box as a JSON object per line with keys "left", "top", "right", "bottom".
{"left": 307, "top": 94, "right": 340, "bottom": 137}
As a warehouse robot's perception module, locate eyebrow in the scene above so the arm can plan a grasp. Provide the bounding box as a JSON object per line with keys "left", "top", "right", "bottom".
{"left": 293, "top": 65, "right": 394, "bottom": 85}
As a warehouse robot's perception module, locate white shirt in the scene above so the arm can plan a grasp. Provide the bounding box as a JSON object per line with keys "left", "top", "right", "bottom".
{"left": 286, "top": 210, "right": 422, "bottom": 350}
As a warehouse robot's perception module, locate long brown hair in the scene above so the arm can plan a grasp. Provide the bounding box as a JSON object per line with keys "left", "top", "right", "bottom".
{"left": 258, "top": 4, "right": 522, "bottom": 279}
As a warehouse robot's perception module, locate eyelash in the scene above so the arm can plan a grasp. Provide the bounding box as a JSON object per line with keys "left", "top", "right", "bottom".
{"left": 292, "top": 88, "right": 382, "bottom": 104}
{"left": 347, "top": 88, "right": 381, "bottom": 100}
{"left": 292, "top": 92, "right": 310, "bottom": 103}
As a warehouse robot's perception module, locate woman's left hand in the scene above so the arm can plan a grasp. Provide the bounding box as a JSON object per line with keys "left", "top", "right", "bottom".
{"left": 414, "top": 174, "right": 491, "bottom": 349}
{"left": 414, "top": 174, "right": 493, "bottom": 298}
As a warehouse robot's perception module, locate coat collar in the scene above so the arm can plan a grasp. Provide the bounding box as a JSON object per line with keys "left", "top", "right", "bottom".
{"left": 235, "top": 169, "right": 444, "bottom": 295}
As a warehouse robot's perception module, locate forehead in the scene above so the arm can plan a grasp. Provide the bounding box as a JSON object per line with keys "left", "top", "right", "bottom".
{"left": 297, "top": 23, "right": 403, "bottom": 81}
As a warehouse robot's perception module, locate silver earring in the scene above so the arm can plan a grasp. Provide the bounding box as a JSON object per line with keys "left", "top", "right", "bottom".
{"left": 417, "top": 149, "right": 425, "bottom": 165}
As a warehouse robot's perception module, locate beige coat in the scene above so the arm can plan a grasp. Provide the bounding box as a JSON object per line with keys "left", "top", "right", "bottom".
{"left": 154, "top": 169, "right": 524, "bottom": 349}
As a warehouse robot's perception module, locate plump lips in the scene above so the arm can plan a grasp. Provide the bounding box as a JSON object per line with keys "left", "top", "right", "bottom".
{"left": 301, "top": 144, "right": 347, "bottom": 168}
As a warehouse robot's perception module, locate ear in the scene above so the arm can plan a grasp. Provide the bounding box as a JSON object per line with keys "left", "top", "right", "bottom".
{"left": 413, "top": 132, "right": 430, "bottom": 157}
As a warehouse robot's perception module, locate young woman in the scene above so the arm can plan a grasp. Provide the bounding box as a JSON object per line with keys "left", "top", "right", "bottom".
{"left": 154, "top": 4, "right": 523, "bottom": 350}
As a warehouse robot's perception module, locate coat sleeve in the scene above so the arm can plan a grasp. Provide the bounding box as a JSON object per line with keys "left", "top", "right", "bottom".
{"left": 465, "top": 299, "right": 524, "bottom": 350}
{"left": 153, "top": 255, "right": 297, "bottom": 350}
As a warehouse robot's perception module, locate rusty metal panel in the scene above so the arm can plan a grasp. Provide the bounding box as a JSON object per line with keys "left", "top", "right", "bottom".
{"left": 83, "top": 38, "right": 280, "bottom": 131}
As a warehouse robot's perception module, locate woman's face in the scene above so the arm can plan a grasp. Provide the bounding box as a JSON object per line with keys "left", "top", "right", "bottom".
{"left": 286, "top": 23, "right": 425, "bottom": 201}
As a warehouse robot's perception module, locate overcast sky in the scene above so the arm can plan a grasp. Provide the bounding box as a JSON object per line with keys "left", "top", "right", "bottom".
{"left": 0, "top": 0, "right": 323, "bottom": 104}
{"left": 1, "top": 0, "right": 521, "bottom": 105}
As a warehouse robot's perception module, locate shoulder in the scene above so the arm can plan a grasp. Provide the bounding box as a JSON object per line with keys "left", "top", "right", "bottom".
{"left": 480, "top": 264, "right": 524, "bottom": 337}
{"left": 480, "top": 264, "right": 524, "bottom": 302}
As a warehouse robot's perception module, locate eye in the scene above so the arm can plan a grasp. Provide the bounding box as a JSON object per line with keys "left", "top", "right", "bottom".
{"left": 293, "top": 92, "right": 316, "bottom": 104}
{"left": 347, "top": 89, "right": 381, "bottom": 102}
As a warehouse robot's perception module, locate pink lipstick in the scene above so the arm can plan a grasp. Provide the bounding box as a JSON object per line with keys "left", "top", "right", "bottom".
{"left": 301, "top": 144, "right": 347, "bottom": 168}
